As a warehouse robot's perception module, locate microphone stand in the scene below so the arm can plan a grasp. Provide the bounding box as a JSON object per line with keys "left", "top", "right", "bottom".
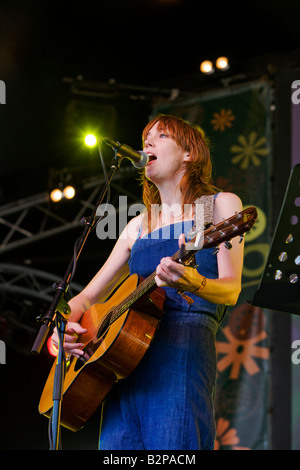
{"left": 31, "top": 148, "right": 121, "bottom": 450}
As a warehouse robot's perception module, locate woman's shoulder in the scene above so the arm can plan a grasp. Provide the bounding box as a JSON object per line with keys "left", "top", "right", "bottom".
{"left": 215, "top": 191, "right": 242, "bottom": 205}
{"left": 214, "top": 192, "right": 243, "bottom": 223}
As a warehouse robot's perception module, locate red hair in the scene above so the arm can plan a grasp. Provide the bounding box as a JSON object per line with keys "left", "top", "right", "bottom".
{"left": 140, "top": 114, "right": 217, "bottom": 211}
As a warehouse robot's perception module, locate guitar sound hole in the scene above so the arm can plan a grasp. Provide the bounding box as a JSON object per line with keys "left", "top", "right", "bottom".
{"left": 73, "top": 347, "right": 93, "bottom": 372}
{"left": 96, "top": 314, "right": 111, "bottom": 340}
{"left": 74, "top": 354, "right": 87, "bottom": 372}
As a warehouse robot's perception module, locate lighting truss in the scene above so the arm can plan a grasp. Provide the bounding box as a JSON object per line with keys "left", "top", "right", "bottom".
{"left": 0, "top": 263, "right": 83, "bottom": 303}
{"left": 0, "top": 166, "right": 140, "bottom": 254}
{"left": 0, "top": 263, "right": 84, "bottom": 355}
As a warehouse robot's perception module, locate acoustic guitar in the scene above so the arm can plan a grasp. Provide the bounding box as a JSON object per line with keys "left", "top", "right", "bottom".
{"left": 39, "top": 206, "right": 257, "bottom": 431}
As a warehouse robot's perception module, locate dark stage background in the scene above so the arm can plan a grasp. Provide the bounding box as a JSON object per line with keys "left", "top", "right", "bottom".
{"left": 1, "top": 0, "right": 300, "bottom": 450}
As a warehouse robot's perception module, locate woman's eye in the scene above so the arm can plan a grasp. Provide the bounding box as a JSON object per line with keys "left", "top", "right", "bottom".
{"left": 159, "top": 133, "right": 168, "bottom": 138}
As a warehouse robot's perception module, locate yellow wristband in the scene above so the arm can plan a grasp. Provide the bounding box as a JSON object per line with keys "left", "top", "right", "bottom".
{"left": 193, "top": 276, "right": 207, "bottom": 295}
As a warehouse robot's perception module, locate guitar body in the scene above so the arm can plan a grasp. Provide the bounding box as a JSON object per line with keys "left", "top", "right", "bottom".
{"left": 39, "top": 274, "right": 165, "bottom": 432}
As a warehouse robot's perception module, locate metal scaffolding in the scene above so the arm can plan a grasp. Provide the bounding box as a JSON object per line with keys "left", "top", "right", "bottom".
{"left": 0, "top": 262, "right": 84, "bottom": 355}
{"left": 0, "top": 166, "right": 141, "bottom": 255}
{"left": 0, "top": 262, "right": 83, "bottom": 303}
{"left": 0, "top": 163, "right": 142, "bottom": 346}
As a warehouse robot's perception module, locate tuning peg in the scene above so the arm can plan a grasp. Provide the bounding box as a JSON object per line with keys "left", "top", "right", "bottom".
{"left": 224, "top": 240, "right": 233, "bottom": 250}
{"left": 213, "top": 245, "right": 220, "bottom": 255}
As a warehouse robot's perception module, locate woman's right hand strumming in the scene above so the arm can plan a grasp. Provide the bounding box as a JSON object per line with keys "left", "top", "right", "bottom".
{"left": 51, "top": 321, "right": 87, "bottom": 358}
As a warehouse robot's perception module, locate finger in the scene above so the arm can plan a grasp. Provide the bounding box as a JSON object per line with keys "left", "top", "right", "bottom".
{"left": 178, "top": 233, "right": 186, "bottom": 248}
{"left": 156, "top": 264, "right": 173, "bottom": 283}
{"left": 63, "top": 341, "right": 85, "bottom": 353}
{"left": 67, "top": 324, "right": 87, "bottom": 335}
{"left": 69, "top": 349, "right": 85, "bottom": 358}
{"left": 159, "top": 257, "right": 174, "bottom": 270}
{"left": 65, "top": 325, "right": 87, "bottom": 344}
{"left": 156, "top": 269, "right": 179, "bottom": 289}
{"left": 154, "top": 274, "right": 166, "bottom": 287}
{"left": 160, "top": 258, "right": 184, "bottom": 277}
{"left": 49, "top": 335, "right": 84, "bottom": 358}
{"left": 52, "top": 334, "right": 79, "bottom": 350}
{"left": 52, "top": 323, "right": 86, "bottom": 344}
{"left": 64, "top": 333, "right": 80, "bottom": 343}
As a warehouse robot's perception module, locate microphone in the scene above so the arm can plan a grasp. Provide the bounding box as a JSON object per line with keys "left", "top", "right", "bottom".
{"left": 100, "top": 137, "right": 149, "bottom": 168}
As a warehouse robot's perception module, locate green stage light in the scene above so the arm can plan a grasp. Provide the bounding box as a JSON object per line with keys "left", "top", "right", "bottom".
{"left": 84, "top": 134, "right": 97, "bottom": 147}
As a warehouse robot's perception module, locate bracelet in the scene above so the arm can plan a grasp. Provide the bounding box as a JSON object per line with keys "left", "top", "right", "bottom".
{"left": 193, "top": 276, "right": 207, "bottom": 295}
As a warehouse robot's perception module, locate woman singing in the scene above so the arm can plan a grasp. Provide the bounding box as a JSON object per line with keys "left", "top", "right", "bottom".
{"left": 52, "top": 114, "right": 244, "bottom": 450}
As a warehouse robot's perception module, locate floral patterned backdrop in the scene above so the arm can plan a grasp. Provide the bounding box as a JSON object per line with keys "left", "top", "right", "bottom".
{"left": 152, "top": 81, "right": 272, "bottom": 449}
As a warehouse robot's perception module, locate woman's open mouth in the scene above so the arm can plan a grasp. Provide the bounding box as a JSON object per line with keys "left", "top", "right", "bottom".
{"left": 147, "top": 153, "right": 157, "bottom": 165}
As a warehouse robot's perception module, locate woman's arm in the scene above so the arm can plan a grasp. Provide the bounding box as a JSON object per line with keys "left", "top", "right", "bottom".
{"left": 155, "top": 192, "right": 244, "bottom": 306}
{"left": 68, "top": 214, "right": 143, "bottom": 320}
{"left": 51, "top": 214, "right": 142, "bottom": 355}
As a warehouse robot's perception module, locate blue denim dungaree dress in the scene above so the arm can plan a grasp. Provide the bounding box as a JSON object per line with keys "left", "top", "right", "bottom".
{"left": 99, "top": 206, "right": 226, "bottom": 450}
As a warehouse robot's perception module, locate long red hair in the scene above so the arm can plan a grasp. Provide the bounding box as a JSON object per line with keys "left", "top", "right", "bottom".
{"left": 140, "top": 114, "right": 217, "bottom": 211}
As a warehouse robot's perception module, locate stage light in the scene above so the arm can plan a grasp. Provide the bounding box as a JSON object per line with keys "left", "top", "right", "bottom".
{"left": 200, "top": 60, "right": 214, "bottom": 74}
{"left": 63, "top": 185, "right": 75, "bottom": 199}
{"left": 50, "top": 185, "right": 75, "bottom": 202}
{"left": 47, "top": 336, "right": 58, "bottom": 357}
{"left": 50, "top": 188, "right": 63, "bottom": 202}
{"left": 216, "top": 56, "right": 229, "bottom": 70}
{"left": 85, "top": 134, "right": 97, "bottom": 147}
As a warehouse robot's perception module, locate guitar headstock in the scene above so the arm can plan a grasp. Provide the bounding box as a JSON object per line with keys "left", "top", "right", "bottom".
{"left": 175, "top": 206, "right": 258, "bottom": 263}
{"left": 201, "top": 206, "right": 258, "bottom": 250}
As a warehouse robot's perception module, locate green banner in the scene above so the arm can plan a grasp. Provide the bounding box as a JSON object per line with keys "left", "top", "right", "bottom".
{"left": 152, "top": 81, "right": 272, "bottom": 449}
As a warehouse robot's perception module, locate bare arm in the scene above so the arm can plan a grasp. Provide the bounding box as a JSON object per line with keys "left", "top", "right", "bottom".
{"left": 67, "top": 240, "right": 131, "bottom": 323}
{"left": 155, "top": 192, "right": 244, "bottom": 306}
{"left": 51, "top": 214, "right": 142, "bottom": 355}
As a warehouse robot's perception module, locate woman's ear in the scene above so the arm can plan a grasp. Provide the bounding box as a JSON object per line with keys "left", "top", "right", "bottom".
{"left": 183, "top": 152, "right": 191, "bottom": 161}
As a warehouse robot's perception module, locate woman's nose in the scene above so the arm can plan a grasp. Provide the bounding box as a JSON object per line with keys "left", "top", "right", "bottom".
{"left": 144, "top": 138, "right": 153, "bottom": 150}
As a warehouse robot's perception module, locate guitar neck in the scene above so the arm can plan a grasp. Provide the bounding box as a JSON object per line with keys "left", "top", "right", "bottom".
{"left": 111, "top": 273, "right": 156, "bottom": 322}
